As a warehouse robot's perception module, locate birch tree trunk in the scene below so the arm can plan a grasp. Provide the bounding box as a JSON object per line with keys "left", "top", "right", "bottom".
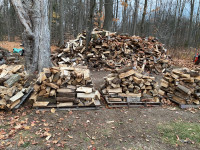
{"left": 11, "top": 0, "right": 51, "bottom": 74}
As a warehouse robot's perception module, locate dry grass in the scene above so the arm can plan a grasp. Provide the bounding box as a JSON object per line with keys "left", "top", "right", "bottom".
{"left": 167, "top": 48, "right": 199, "bottom": 69}
{"left": 168, "top": 48, "right": 195, "bottom": 60}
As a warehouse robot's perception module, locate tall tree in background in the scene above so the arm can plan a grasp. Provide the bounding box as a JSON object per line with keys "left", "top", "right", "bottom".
{"left": 132, "top": 0, "right": 139, "bottom": 35}
{"left": 59, "top": 0, "right": 64, "bottom": 46}
{"left": 103, "top": 0, "right": 113, "bottom": 31}
{"left": 187, "top": 0, "right": 195, "bottom": 46}
{"left": 174, "top": 0, "right": 186, "bottom": 47}
{"left": 86, "top": 0, "right": 96, "bottom": 51}
{"left": 0, "top": 0, "right": 199, "bottom": 49}
{"left": 121, "top": 0, "right": 128, "bottom": 33}
{"left": 11, "top": 0, "right": 51, "bottom": 73}
{"left": 140, "top": 0, "right": 147, "bottom": 36}
{"left": 114, "top": 0, "right": 119, "bottom": 31}
{"left": 98, "top": 0, "right": 104, "bottom": 28}
{"left": 78, "top": 0, "right": 83, "bottom": 34}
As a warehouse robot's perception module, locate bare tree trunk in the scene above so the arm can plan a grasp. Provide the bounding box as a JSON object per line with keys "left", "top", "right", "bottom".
{"left": 132, "top": 0, "right": 139, "bottom": 35}
{"left": 98, "top": 0, "right": 104, "bottom": 28}
{"left": 187, "top": 0, "right": 195, "bottom": 47}
{"left": 4, "top": 0, "right": 10, "bottom": 41}
{"left": 174, "top": 0, "right": 186, "bottom": 47}
{"left": 9, "top": 3, "right": 15, "bottom": 42}
{"left": 122, "top": 0, "right": 127, "bottom": 33}
{"left": 114, "top": 0, "right": 119, "bottom": 31}
{"left": 103, "top": 0, "right": 113, "bottom": 31}
{"left": 11, "top": 0, "right": 51, "bottom": 74}
{"left": 59, "top": 0, "right": 64, "bottom": 46}
{"left": 195, "top": 0, "right": 200, "bottom": 47}
{"left": 86, "top": 0, "right": 96, "bottom": 51}
{"left": 49, "top": 0, "right": 53, "bottom": 41}
{"left": 140, "top": 0, "right": 147, "bottom": 36}
{"left": 78, "top": 0, "right": 83, "bottom": 34}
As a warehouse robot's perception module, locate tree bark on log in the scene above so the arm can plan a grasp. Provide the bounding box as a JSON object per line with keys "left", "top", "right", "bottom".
{"left": 11, "top": 0, "right": 52, "bottom": 74}
{"left": 4, "top": 74, "right": 20, "bottom": 88}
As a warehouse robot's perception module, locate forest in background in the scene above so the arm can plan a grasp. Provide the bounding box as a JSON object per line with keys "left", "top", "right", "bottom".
{"left": 0, "top": 0, "right": 199, "bottom": 49}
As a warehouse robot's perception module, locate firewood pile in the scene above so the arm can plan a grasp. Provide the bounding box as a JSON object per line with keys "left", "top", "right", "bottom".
{"left": 0, "top": 48, "right": 20, "bottom": 65}
{"left": 0, "top": 64, "right": 33, "bottom": 110}
{"left": 160, "top": 68, "right": 200, "bottom": 106}
{"left": 32, "top": 65, "right": 101, "bottom": 108}
{"left": 51, "top": 29, "right": 170, "bottom": 73}
{"left": 101, "top": 67, "right": 160, "bottom": 104}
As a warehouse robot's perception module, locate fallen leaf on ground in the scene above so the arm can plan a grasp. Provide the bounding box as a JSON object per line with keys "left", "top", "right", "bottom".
{"left": 23, "top": 126, "right": 31, "bottom": 130}
{"left": 68, "top": 135, "right": 73, "bottom": 139}
{"left": 51, "top": 108, "right": 56, "bottom": 113}
{"left": 18, "top": 135, "right": 24, "bottom": 146}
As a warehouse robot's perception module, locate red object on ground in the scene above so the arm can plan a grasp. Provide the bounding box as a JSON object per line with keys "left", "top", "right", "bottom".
{"left": 194, "top": 53, "right": 199, "bottom": 63}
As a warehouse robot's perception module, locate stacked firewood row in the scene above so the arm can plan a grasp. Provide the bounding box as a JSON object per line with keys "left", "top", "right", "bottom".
{"left": 32, "top": 65, "right": 100, "bottom": 108}
{"left": 101, "top": 67, "right": 160, "bottom": 103}
{"left": 51, "top": 29, "right": 170, "bottom": 73}
{"left": 159, "top": 68, "right": 200, "bottom": 105}
{"left": 0, "top": 65, "right": 33, "bottom": 110}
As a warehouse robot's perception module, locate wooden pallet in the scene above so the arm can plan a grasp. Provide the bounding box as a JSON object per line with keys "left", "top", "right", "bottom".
{"left": 34, "top": 100, "right": 101, "bottom": 110}
{"left": 105, "top": 96, "right": 161, "bottom": 108}
{"left": 169, "top": 98, "right": 200, "bottom": 109}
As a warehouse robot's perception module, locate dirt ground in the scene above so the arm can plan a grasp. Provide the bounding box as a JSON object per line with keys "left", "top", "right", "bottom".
{"left": 0, "top": 107, "right": 200, "bottom": 150}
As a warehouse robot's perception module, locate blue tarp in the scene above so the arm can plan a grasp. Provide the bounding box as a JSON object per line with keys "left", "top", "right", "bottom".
{"left": 13, "top": 48, "right": 23, "bottom": 53}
